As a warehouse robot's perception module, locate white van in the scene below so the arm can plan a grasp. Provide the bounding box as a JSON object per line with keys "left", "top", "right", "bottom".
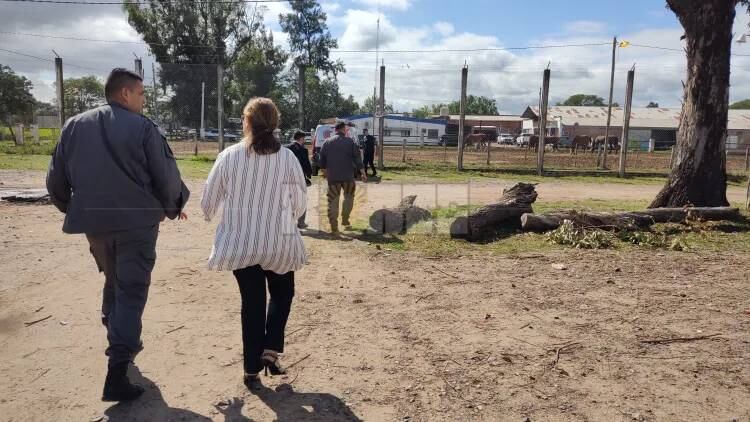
{"left": 310, "top": 122, "right": 358, "bottom": 175}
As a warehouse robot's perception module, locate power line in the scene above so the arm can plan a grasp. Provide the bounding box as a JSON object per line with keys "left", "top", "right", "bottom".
{"left": 0, "top": 47, "right": 52, "bottom": 62}
{"left": 0, "top": 31, "right": 217, "bottom": 48}
{"left": 331, "top": 42, "right": 612, "bottom": 54}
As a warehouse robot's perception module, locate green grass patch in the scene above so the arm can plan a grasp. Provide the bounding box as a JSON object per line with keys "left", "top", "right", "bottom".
{"left": 0, "top": 154, "right": 51, "bottom": 171}
{"left": 377, "top": 161, "right": 669, "bottom": 186}
{"left": 0, "top": 141, "right": 56, "bottom": 155}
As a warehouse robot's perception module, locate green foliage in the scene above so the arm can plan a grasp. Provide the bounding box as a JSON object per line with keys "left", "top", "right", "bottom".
{"left": 0, "top": 64, "right": 35, "bottom": 128}
{"left": 546, "top": 220, "right": 615, "bottom": 249}
{"left": 58, "top": 76, "right": 105, "bottom": 118}
{"left": 227, "top": 29, "right": 288, "bottom": 117}
{"left": 430, "top": 95, "right": 499, "bottom": 115}
{"left": 359, "top": 96, "right": 395, "bottom": 115}
{"left": 124, "top": 1, "right": 267, "bottom": 128}
{"left": 279, "top": 0, "right": 343, "bottom": 76}
{"left": 0, "top": 140, "right": 56, "bottom": 155}
{"left": 411, "top": 105, "right": 431, "bottom": 119}
{"left": 274, "top": 68, "right": 359, "bottom": 130}
{"left": 646, "top": 101, "right": 659, "bottom": 108}
{"left": 729, "top": 99, "right": 750, "bottom": 109}
{"left": 558, "top": 94, "right": 605, "bottom": 107}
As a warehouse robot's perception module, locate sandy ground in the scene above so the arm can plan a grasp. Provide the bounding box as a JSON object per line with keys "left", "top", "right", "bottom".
{"left": 1, "top": 169, "right": 749, "bottom": 422}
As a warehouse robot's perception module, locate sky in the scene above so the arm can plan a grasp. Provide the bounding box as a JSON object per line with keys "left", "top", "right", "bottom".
{"left": 1, "top": 0, "right": 749, "bottom": 115}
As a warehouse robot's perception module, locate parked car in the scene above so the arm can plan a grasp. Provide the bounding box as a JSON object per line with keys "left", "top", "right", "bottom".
{"left": 204, "top": 129, "right": 240, "bottom": 142}
{"left": 497, "top": 133, "right": 515, "bottom": 145}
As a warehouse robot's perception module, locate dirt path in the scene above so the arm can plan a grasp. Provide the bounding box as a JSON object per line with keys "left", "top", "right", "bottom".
{"left": 1, "top": 170, "right": 749, "bottom": 421}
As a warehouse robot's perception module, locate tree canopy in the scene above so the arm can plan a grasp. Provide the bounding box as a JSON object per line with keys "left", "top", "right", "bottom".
{"left": 558, "top": 94, "right": 605, "bottom": 107}
{"left": 429, "top": 95, "right": 499, "bottom": 116}
{"left": 59, "top": 76, "right": 105, "bottom": 118}
{"left": 279, "top": 0, "right": 343, "bottom": 76}
{"left": 729, "top": 99, "right": 750, "bottom": 109}
{"left": 0, "top": 64, "right": 34, "bottom": 129}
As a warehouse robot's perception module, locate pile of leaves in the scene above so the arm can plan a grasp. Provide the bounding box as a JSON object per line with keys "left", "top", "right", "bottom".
{"left": 546, "top": 220, "right": 614, "bottom": 249}
{"left": 547, "top": 220, "right": 691, "bottom": 250}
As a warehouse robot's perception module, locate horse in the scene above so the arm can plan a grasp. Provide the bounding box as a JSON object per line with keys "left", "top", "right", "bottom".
{"left": 570, "top": 135, "right": 592, "bottom": 155}
{"left": 465, "top": 133, "right": 489, "bottom": 151}
{"left": 591, "top": 135, "right": 619, "bottom": 152}
{"left": 528, "top": 135, "right": 560, "bottom": 152}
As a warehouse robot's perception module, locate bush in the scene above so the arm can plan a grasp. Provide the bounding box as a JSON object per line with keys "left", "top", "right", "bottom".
{"left": 546, "top": 220, "right": 615, "bottom": 249}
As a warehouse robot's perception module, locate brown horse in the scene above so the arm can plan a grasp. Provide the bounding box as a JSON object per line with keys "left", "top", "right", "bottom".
{"left": 465, "top": 133, "right": 489, "bottom": 151}
{"left": 570, "top": 135, "right": 592, "bottom": 155}
{"left": 528, "top": 135, "right": 560, "bottom": 152}
{"left": 591, "top": 135, "right": 619, "bottom": 152}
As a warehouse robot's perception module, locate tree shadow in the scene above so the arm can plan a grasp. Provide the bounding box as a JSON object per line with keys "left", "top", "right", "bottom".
{"left": 251, "top": 383, "right": 362, "bottom": 422}
{"left": 102, "top": 366, "right": 212, "bottom": 422}
{"left": 300, "top": 230, "right": 355, "bottom": 241}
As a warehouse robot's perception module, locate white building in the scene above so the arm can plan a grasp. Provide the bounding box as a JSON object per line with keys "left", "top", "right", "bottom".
{"left": 342, "top": 113, "right": 447, "bottom": 146}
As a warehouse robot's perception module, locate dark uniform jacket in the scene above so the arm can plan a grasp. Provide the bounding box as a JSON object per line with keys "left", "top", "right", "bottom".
{"left": 286, "top": 141, "right": 312, "bottom": 180}
{"left": 319, "top": 134, "right": 364, "bottom": 183}
{"left": 46, "top": 102, "right": 189, "bottom": 234}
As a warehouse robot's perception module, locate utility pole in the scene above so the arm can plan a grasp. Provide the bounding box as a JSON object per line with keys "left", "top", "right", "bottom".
{"left": 457, "top": 65, "right": 468, "bottom": 171}
{"left": 538, "top": 69, "right": 550, "bottom": 176}
{"left": 218, "top": 62, "right": 225, "bottom": 151}
{"left": 298, "top": 63, "right": 306, "bottom": 130}
{"left": 134, "top": 55, "right": 143, "bottom": 78}
{"left": 54, "top": 52, "right": 64, "bottom": 129}
{"left": 200, "top": 82, "right": 205, "bottom": 140}
{"left": 151, "top": 62, "right": 158, "bottom": 122}
{"left": 377, "top": 63, "right": 385, "bottom": 170}
{"left": 619, "top": 67, "right": 635, "bottom": 178}
{"left": 602, "top": 36, "right": 617, "bottom": 169}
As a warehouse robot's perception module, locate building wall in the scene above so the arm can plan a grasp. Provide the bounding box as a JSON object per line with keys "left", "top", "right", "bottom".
{"left": 350, "top": 117, "right": 446, "bottom": 146}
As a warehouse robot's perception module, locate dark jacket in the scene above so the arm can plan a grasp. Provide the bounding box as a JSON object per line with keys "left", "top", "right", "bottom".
{"left": 362, "top": 134, "right": 376, "bottom": 155}
{"left": 46, "top": 103, "right": 189, "bottom": 234}
{"left": 286, "top": 141, "right": 312, "bottom": 180}
{"left": 319, "top": 134, "right": 364, "bottom": 183}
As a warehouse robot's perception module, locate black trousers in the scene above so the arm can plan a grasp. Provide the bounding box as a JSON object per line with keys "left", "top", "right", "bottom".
{"left": 363, "top": 152, "right": 376, "bottom": 175}
{"left": 86, "top": 225, "right": 158, "bottom": 367}
{"left": 233, "top": 265, "right": 295, "bottom": 374}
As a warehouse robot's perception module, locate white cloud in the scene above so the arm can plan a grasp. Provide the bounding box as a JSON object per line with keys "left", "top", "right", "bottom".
{"left": 563, "top": 20, "right": 606, "bottom": 34}
{"left": 433, "top": 21, "right": 454, "bottom": 37}
{"left": 322, "top": 1, "right": 341, "bottom": 14}
{"left": 354, "top": 0, "right": 413, "bottom": 11}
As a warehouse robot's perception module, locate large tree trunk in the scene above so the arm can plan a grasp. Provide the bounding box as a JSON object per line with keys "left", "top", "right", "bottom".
{"left": 450, "top": 183, "right": 537, "bottom": 241}
{"left": 650, "top": 0, "right": 738, "bottom": 208}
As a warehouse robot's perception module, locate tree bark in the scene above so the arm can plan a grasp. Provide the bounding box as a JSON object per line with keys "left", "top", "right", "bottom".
{"left": 450, "top": 183, "right": 537, "bottom": 241}
{"left": 650, "top": 0, "right": 738, "bottom": 208}
{"left": 521, "top": 207, "right": 741, "bottom": 233}
{"left": 369, "top": 195, "right": 432, "bottom": 234}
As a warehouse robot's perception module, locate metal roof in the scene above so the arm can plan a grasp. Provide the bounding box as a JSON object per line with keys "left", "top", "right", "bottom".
{"left": 522, "top": 106, "right": 750, "bottom": 130}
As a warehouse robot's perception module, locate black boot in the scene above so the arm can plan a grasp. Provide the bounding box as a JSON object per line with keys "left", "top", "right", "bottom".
{"left": 102, "top": 362, "right": 144, "bottom": 402}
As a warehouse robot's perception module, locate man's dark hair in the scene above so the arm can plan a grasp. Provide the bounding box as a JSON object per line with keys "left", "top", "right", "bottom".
{"left": 335, "top": 121, "right": 346, "bottom": 130}
{"left": 105, "top": 68, "right": 143, "bottom": 101}
{"left": 362, "top": 128, "right": 368, "bottom": 133}
{"left": 293, "top": 130, "right": 306, "bottom": 140}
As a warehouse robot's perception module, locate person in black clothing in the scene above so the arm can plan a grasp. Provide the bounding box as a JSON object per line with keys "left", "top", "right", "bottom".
{"left": 361, "top": 128, "right": 377, "bottom": 177}
{"left": 286, "top": 130, "right": 312, "bottom": 229}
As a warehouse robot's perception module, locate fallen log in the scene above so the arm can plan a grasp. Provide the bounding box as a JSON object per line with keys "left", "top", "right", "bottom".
{"left": 0, "top": 189, "right": 50, "bottom": 204}
{"left": 521, "top": 207, "right": 741, "bottom": 233}
{"left": 450, "top": 183, "right": 537, "bottom": 241}
{"left": 369, "top": 195, "right": 432, "bottom": 234}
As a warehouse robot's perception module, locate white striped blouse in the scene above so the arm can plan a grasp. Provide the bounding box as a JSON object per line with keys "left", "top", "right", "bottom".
{"left": 201, "top": 141, "right": 307, "bottom": 274}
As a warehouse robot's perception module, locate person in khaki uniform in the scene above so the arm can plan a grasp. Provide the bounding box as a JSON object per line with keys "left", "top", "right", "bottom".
{"left": 319, "top": 121, "right": 366, "bottom": 233}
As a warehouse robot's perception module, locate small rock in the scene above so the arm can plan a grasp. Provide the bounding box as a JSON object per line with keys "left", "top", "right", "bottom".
{"left": 353, "top": 299, "right": 363, "bottom": 304}
{"left": 316, "top": 295, "right": 322, "bottom": 300}
{"left": 614, "top": 267, "right": 622, "bottom": 272}
{"left": 59, "top": 321, "right": 68, "bottom": 326}
{"left": 376, "top": 245, "right": 382, "bottom": 250}
{"left": 551, "top": 263, "right": 568, "bottom": 271}
{"left": 485, "top": 314, "right": 492, "bottom": 320}
{"left": 410, "top": 284, "right": 416, "bottom": 288}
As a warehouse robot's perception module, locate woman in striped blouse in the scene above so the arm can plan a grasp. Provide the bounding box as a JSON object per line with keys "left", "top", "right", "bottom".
{"left": 201, "top": 97, "right": 307, "bottom": 388}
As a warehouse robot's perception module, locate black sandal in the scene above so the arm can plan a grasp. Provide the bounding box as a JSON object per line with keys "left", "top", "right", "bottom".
{"left": 262, "top": 351, "right": 287, "bottom": 376}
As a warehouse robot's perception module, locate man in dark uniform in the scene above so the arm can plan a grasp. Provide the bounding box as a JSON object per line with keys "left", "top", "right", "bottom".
{"left": 286, "top": 130, "right": 312, "bottom": 228}
{"left": 361, "top": 128, "right": 377, "bottom": 177}
{"left": 46, "top": 68, "right": 189, "bottom": 402}
{"left": 319, "top": 121, "right": 366, "bottom": 233}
